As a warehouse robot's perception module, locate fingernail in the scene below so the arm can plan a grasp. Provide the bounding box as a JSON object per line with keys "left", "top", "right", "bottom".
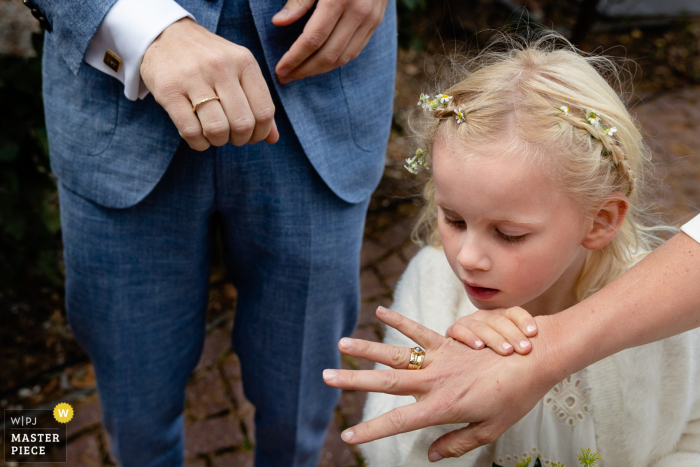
{"left": 429, "top": 452, "right": 443, "bottom": 462}
{"left": 323, "top": 369, "right": 337, "bottom": 381}
{"left": 520, "top": 340, "right": 530, "bottom": 348}
{"left": 273, "top": 8, "right": 289, "bottom": 21}
{"left": 526, "top": 325, "right": 536, "bottom": 333}
{"left": 377, "top": 306, "right": 387, "bottom": 315}
{"left": 475, "top": 340, "right": 483, "bottom": 348}
{"left": 341, "top": 430, "right": 354, "bottom": 442}
{"left": 502, "top": 342, "right": 513, "bottom": 351}
{"left": 340, "top": 338, "right": 353, "bottom": 349}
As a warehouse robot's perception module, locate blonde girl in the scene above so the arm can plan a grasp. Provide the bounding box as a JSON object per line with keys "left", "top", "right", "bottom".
{"left": 334, "top": 33, "right": 700, "bottom": 466}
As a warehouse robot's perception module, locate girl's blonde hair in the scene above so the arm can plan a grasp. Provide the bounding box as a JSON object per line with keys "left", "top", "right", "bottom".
{"left": 411, "top": 31, "right": 674, "bottom": 301}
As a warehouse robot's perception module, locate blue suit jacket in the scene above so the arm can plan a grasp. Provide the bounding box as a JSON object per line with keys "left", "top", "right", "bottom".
{"left": 38, "top": 0, "right": 397, "bottom": 208}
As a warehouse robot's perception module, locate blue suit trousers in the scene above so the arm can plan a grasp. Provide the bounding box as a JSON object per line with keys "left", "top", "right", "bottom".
{"left": 58, "top": 1, "right": 372, "bottom": 465}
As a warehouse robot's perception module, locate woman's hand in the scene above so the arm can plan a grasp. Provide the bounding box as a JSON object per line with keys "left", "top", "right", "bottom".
{"left": 445, "top": 307, "right": 538, "bottom": 356}
{"left": 323, "top": 306, "right": 565, "bottom": 461}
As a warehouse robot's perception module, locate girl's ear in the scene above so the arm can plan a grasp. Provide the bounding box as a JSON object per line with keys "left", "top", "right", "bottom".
{"left": 581, "top": 194, "right": 629, "bottom": 250}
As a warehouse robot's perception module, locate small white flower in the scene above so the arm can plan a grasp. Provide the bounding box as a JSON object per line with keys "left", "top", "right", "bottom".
{"left": 603, "top": 126, "right": 618, "bottom": 136}
{"left": 404, "top": 148, "right": 427, "bottom": 174}
{"left": 428, "top": 100, "right": 439, "bottom": 112}
{"left": 586, "top": 110, "right": 601, "bottom": 128}
{"left": 559, "top": 106, "right": 572, "bottom": 117}
{"left": 417, "top": 93, "right": 431, "bottom": 110}
{"left": 436, "top": 93, "right": 453, "bottom": 105}
{"left": 454, "top": 108, "right": 466, "bottom": 124}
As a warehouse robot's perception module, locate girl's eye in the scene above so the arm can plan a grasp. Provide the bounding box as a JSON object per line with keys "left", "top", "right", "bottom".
{"left": 443, "top": 216, "right": 465, "bottom": 228}
{"left": 496, "top": 230, "right": 527, "bottom": 244}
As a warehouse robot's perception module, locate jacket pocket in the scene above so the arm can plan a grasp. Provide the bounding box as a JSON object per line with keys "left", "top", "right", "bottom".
{"left": 43, "top": 36, "right": 120, "bottom": 158}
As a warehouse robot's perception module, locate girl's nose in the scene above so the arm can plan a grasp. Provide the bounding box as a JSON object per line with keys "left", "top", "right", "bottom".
{"left": 457, "top": 235, "right": 491, "bottom": 272}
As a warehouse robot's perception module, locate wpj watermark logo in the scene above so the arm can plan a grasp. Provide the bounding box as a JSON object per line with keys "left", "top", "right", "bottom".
{"left": 4, "top": 403, "right": 72, "bottom": 463}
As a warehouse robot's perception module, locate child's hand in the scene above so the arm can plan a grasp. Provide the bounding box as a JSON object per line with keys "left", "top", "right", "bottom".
{"left": 445, "top": 307, "right": 538, "bottom": 355}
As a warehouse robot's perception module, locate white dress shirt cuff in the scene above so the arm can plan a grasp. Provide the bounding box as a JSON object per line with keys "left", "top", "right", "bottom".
{"left": 681, "top": 214, "right": 700, "bottom": 244}
{"left": 84, "top": 0, "right": 194, "bottom": 101}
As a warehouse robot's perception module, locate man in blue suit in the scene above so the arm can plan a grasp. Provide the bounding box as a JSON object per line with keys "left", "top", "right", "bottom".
{"left": 29, "top": 0, "right": 396, "bottom": 464}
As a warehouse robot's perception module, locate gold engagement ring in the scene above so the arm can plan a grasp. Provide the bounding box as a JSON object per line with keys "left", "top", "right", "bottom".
{"left": 408, "top": 346, "right": 425, "bottom": 370}
{"left": 192, "top": 96, "right": 220, "bottom": 113}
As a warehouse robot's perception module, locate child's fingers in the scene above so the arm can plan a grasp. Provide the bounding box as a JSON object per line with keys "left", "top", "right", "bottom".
{"left": 338, "top": 337, "right": 415, "bottom": 369}
{"left": 481, "top": 314, "right": 532, "bottom": 355}
{"left": 498, "top": 307, "right": 538, "bottom": 337}
{"left": 467, "top": 321, "right": 517, "bottom": 356}
{"left": 445, "top": 323, "right": 485, "bottom": 350}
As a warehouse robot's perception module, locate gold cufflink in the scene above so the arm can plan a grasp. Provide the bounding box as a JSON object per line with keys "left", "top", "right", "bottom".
{"left": 103, "top": 50, "right": 122, "bottom": 73}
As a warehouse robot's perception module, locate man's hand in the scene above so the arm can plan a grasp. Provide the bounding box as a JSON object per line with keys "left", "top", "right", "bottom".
{"left": 140, "top": 18, "right": 279, "bottom": 151}
{"left": 323, "top": 307, "right": 565, "bottom": 462}
{"left": 272, "top": 0, "right": 389, "bottom": 84}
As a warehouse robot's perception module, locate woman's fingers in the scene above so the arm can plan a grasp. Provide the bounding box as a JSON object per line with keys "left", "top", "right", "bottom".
{"left": 376, "top": 307, "right": 446, "bottom": 352}
{"left": 323, "top": 367, "right": 425, "bottom": 395}
{"left": 338, "top": 337, "right": 416, "bottom": 370}
{"left": 340, "top": 402, "right": 434, "bottom": 445}
{"left": 428, "top": 422, "right": 502, "bottom": 462}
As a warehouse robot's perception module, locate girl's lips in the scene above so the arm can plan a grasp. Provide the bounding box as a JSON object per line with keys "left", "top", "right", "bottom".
{"left": 463, "top": 282, "right": 500, "bottom": 300}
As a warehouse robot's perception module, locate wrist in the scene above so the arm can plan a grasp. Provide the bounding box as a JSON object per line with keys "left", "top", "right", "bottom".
{"left": 529, "top": 313, "right": 585, "bottom": 387}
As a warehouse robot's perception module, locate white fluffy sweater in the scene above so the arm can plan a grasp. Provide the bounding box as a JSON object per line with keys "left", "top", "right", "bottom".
{"left": 359, "top": 246, "right": 700, "bottom": 467}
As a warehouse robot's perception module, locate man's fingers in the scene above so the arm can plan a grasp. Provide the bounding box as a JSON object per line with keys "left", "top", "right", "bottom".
{"left": 341, "top": 402, "right": 433, "bottom": 445}
{"left": 322, "top": 368, "right": 424, "bottom": 395}
{"left": 428, "top": 423, "right": 500, "bottom": 461}
{"left": 271, "top": 0, "right": 316, "bottom": 26}
{"left": 191, "top": 87, "right": 231, "bottom": 147}
{"left": 264, "top": 119, "right": 280, "bottom": 144}
{"left": 239, "top": 61, "right": 276, "bottom": 144}
{"left": 338, "top": 338, "right": 414, "bottom": 370}
{"left": 376, "top": 307, "right": 446, "bottom": 352}
{"left": 275, "top": 0, "right": 342, "bottom": 79}
{"left": 279, "top": 10, "right": 362, "bottom": 82}
{"left": 163, "top": 94, "right": 210, "bottom": 151}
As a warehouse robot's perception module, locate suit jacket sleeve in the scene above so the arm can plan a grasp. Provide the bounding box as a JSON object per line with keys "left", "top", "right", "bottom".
{"left": 33, "top": 0, "right": 121, "bottom": 75}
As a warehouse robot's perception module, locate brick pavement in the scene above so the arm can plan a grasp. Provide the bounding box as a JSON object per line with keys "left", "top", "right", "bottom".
{"left": 2, "top": 86, "right": 699, "bottom": 467}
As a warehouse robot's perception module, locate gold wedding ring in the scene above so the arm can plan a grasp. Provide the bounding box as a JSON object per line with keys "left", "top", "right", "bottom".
{"left": 192, "top": 96, "right": 220, "bottom": 113}
{"left": 408, "top": 346, "right": 425, "bottom": 370}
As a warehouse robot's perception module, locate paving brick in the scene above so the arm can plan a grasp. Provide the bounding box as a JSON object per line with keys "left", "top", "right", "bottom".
{"left": 186, "top": 370, "right": 233, "bottom": 419}
{"left": 64, "top": 433, "right": 102, "bottom": 467}
{"left": 100, "top": 430, "right": 118, "bottom": 465}
{"left": 194, "top": 328, "right": 231, "bottom": 372}
{"left": 184, "top": 458, "right": 207, "bottom": 467}
{"left": 184, "top": 415, "right": 245, "bottom": 456}
{"left": 360, "top": 239, "right": 385, "bottom": 268}
{"left": 338, "top": 390, "right": 368, "bottom": 428}
{"left": 222, "top": 352, "right": 242, "bottom": 380}
{"left": 358, "top": 298, "right": 384, "bottom": 328}
{"left": 360, "top": 269, "right": 386, "bottom": 301}
{"left": 212, "top": 451, "right": 254, "bottom": 467}
{"left": 401, "top": 241, "right": 422, "bottom": 263}
{"left": 67, "top": 394, "right": 103, "bottom": 438}
{"left": 376, "top": 254, "right": 406, "bottom": 292}
{"left": 229, "top": 379, "right": 256, "bottom": 441}
{"left": 375, "top": 217, "right": 414, "bottom": 250}
{"left": 317, "top": 420, "right": 357, "bottom": 467}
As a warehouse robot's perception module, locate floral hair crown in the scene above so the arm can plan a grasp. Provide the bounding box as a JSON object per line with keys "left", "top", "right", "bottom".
{"left": 405, "top": 93, "right": 465, "bottom": 174}
{"left": 405, "top": 95, "right": 635, "bottom": 195}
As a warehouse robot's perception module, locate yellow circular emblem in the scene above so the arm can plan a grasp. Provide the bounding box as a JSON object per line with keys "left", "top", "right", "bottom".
{"left": 53, "top": 402, "right": 74, "bottom": 423}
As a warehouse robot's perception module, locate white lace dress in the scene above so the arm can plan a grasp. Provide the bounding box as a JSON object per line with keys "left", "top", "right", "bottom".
{"left": 491, "top": 369, "right": 596, "bottom": 467}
